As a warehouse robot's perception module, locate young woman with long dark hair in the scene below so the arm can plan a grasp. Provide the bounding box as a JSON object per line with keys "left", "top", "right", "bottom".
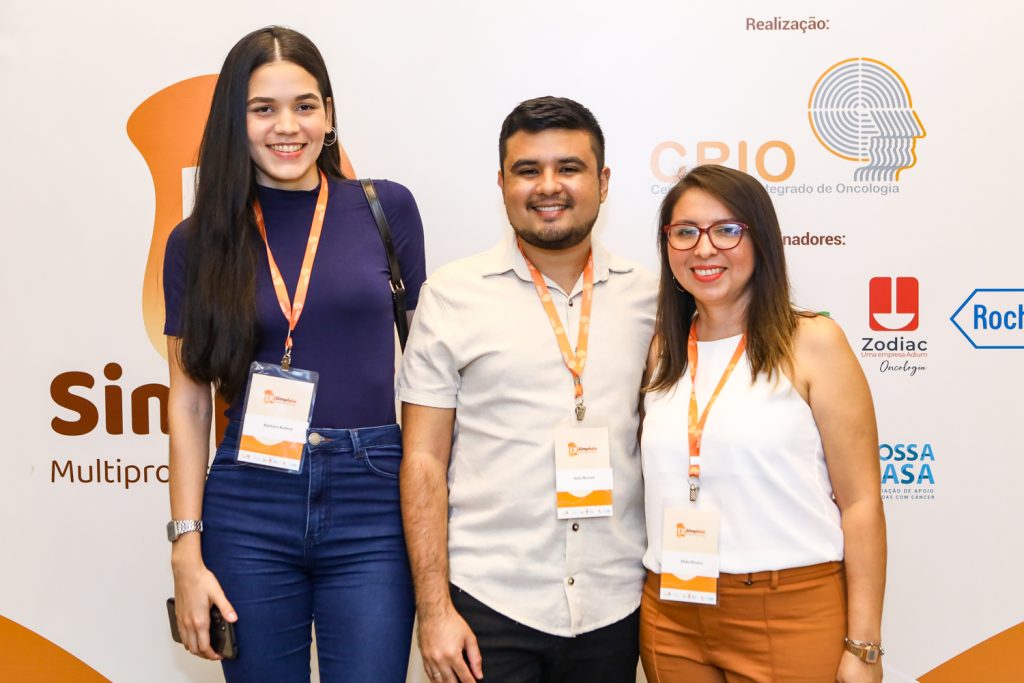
{"left": 639, "top": 165, "right": 886, "bottom": 683}
{"left": 163, "top": 26, "right": 425, "bottom": 682}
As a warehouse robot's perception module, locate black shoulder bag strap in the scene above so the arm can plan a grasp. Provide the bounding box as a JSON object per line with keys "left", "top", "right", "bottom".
{"left": 359, "top": 179, "right": 409, "bottom": 351}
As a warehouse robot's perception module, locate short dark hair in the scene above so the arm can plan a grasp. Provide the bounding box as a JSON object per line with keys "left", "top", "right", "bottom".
{"left": 498, "top": 96, "right": 605, "bottom": 170}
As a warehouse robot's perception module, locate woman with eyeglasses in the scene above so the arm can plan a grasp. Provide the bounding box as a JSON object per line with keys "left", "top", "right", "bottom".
{"left": 638, "top": 165, "right": 886, "bottom": 683}
{"left": 163, "top": 26, "right": 425, "bottom": 682}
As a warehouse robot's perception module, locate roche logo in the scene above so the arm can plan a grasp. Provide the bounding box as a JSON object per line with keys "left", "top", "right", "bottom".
{"left": 950, "top": 289, "right": 1024, "bottom": 349}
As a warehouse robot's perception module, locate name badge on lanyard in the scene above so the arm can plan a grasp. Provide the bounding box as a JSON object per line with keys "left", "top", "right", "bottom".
{"left": 659, "top": 320, "right": 745, "bottom": 603}
{"left": 238, "top": 363, "right": 318, "bottom": 472}
{"left": 554, "top": 422, "right": 612, "bottom": 519}
{"left": 236, "top": 171, "right": 329, "bottom": 474}
{"left": 518, "top": 243, "right": 613, "bottom": 518}
{"left": 660, "top": 508, "right": 720, "bottom": 604}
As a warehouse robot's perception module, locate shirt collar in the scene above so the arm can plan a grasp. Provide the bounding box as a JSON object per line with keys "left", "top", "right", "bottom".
{"left": 480, "top": 230, "right": 634, "bottom": 286}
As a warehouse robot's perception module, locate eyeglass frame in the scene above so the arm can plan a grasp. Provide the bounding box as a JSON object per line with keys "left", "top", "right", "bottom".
{"left": 661, "top": 220, "right": 749, "bottom": 251}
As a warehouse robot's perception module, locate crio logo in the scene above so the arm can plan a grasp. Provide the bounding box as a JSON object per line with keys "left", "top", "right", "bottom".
{"left": 126, "top": 75, "right": 218, "bottom": 358}
{"left": 650, "top": 139, "right": 796, "bottom": 188}
{"left": 809, "top": 58, "right": 925, "bottom": 181}
{"left": 263, "top": 389, "right": 298, "bottom": 406}
{"left": 869, "top": 276, "right": 919, "bottom": 331}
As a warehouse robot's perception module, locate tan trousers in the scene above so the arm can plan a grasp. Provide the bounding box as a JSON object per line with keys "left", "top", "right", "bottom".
{"left": 639, "top": 563, "right": 847, "bottom": 683}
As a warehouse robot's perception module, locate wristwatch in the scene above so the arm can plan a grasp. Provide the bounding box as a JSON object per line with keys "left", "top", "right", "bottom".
{"left": 844, "top": 637, "right": 884, "bottom": 663}
{"left": 166, "top": 520, "right": 203, "bottom": 542}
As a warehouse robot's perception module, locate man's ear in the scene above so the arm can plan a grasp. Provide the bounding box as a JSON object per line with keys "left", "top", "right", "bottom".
{"left": 599, "top": 166, "right": 611, "bottom": 202}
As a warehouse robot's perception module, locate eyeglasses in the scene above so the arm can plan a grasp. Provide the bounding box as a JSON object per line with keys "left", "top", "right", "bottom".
{"left": 662, "top": 221, "right": 748, "bottom": 251}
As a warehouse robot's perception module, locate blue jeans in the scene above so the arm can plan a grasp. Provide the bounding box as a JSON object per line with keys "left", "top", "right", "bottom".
{"left": 202, "top": 421, "right": 414, "bottom": 683}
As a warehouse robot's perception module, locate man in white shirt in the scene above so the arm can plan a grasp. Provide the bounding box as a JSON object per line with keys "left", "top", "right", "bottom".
{"left": 398, "top": 96, "right": 657, "bottom": 683}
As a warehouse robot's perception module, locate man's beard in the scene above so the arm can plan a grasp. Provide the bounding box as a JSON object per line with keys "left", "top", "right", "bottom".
{"left": 511, "top": 215, "right": 598, "bottom": 251}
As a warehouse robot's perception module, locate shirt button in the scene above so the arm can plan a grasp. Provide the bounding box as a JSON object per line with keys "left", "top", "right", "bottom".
{"left": 308, "top": 432, "right": 323, "bottom": 446}
{"left": 567, "top": 577, "right": 575, "bottom": 586}
{"left": 571, "top": 523, "right": 580, "bottom": 532}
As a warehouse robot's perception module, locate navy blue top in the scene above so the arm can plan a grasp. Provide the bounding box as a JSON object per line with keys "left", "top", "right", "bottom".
{"left": 163, "top": 177, "right": 426, "bottom": 428}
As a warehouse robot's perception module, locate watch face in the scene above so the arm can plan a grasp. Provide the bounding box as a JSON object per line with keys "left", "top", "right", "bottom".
{"left": 166, "top": 521, "right": 178, "bottom": 542}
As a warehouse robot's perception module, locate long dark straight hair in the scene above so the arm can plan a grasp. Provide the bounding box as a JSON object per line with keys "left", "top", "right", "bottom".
{"left": 647, "top": 165, "right": 808, "bottom": 392}
{"left": 178, "top": 26, "right": 343, "bottom": 402}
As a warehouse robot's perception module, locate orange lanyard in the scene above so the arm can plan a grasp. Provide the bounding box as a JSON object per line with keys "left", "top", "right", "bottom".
{"left": 253, "top": 170, "right": 329, "bottom": 370}
{"left": 686, "top": 321, "right": 746, "bottom": 501}
{"left": 520, "top": 244, "right": 595, "bottom": 421}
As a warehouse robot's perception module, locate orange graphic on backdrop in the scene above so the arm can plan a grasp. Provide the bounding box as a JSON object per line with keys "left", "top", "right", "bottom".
{"left": 918, "top": 621, "right": 1024, "bottom": 682}
{"left": 0, "top": 615, "right": 110, "bottom": 682}
{"left": 126, "top": 75, "right": 217, "bottom": 360}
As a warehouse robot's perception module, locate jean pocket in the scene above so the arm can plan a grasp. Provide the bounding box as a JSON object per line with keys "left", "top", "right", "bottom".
{"left": 359, "top": 444, "right": 402, "bottom": 479}
{"left": 208, "top": 444, "right": 245, "bottom": 471}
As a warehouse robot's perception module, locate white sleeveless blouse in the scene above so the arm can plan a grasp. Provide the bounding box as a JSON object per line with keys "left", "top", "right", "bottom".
{"left": 641, "top": 335, "right": 844, "bottom": 574}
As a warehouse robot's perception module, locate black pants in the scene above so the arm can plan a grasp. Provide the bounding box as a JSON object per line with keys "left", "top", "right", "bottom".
{"left": 450, "top": 584, "right": 640, "bottom": 683}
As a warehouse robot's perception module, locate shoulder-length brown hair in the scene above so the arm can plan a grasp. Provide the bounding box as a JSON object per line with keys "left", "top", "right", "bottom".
{"left": 647, "top": 165, "right": 807, "bottom": 392}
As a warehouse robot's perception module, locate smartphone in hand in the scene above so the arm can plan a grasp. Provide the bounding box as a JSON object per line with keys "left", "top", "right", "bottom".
{"left": 166, "top": 598, "right": 237, "bottom": 660}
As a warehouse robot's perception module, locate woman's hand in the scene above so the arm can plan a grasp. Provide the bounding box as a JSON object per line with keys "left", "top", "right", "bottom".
{"left": 836, "top": 650, "right": 883, "bottom": 683}
{"left": 172, "top": 544, "right": 237, "bottom": 660}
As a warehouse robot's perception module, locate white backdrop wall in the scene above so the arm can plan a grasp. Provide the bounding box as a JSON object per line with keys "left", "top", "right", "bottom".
{"left": 1, "top": 1, "right": 1022, "bottom": 681}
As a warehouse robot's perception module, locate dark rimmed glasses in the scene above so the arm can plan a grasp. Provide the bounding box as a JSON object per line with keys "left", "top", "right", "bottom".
{"left": 662, "top": 220, "right": 748, "bottom": 251}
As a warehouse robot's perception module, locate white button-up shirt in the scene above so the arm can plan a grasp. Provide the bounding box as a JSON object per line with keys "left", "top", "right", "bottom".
{"left": 398, "top": 233, "right": 657, "bottom": 636}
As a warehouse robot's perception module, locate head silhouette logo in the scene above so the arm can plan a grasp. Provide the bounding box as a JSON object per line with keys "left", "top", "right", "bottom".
{"left": 127, "top": 75, "right": 218, "bottom": 358}
{"left": 809, "top": 58, "right": 925, "bottom": 181}
{"left": 870, "top": 276, "right": 919, "bottom": 331}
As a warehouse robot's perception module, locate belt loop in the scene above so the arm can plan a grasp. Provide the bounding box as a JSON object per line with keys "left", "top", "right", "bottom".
{"left": 770, "top": 571, "right": 780, "bottom": 590}
{"left": 350, "top": 427, "right": 362, "bottom": 455}
{"left": 744, "top": 573, "right": 754, "bottom": 586}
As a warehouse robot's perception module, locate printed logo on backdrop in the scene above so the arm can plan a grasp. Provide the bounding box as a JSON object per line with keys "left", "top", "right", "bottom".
{"left": 647, "top": 132, "right": 824, "bottom": 247}
{"left": 809, "top": 58, "right": 926, "bottom": 182}
{"left": 879, "top": 441, "right": 936, "bottom": 502}
{"left": 128, "top": 75, "right": 218, "bottom": 358}
{"left": 950, "top": 289, "right": 1024, "bottom": 349}
{"left": 860, "top": 277, "right": 928, "bottom": 376}
{"left": 647, "top": 57, "right": 923, "bottom": 250}
{"left": 869, "top": 276, "right": 918, "bottom": 331}
{"left": 46, "top": 76, "right": 217, "bottom": 490}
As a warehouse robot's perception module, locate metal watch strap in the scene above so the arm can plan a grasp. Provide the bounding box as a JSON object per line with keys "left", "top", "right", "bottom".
{"left": 167, "top": 520, "right": 203, "bottom": 542}
{"left": 844, "top": 637, "right": 884, "bottom": 663}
